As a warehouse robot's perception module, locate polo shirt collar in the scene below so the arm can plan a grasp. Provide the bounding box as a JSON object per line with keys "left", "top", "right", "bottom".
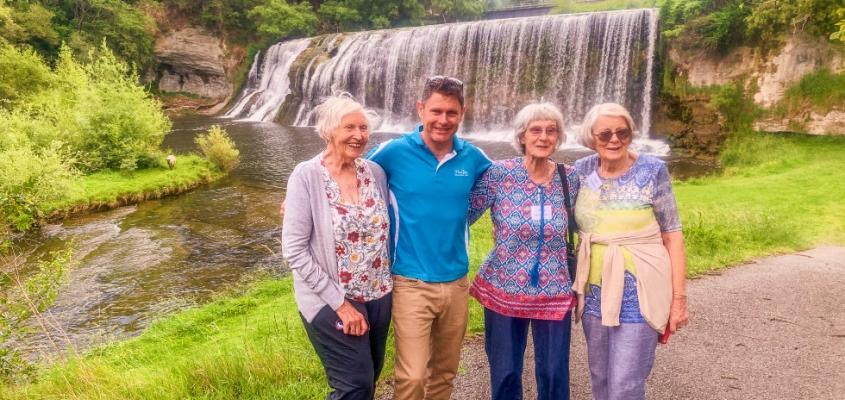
{"left": 411, "top": 124, "right": 465, "bottom": 152}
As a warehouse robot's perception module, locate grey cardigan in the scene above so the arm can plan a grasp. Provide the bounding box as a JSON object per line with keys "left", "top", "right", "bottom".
{"left": 281, "top": 153, "right": 390, "bottom": 323}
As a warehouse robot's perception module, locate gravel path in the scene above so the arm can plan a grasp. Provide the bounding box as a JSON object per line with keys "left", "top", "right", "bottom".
{"left": 380, "top": 247, "right": 845, "bottom": 399}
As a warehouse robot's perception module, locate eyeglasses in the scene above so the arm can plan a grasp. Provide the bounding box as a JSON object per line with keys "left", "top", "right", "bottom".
{"left": 592, "top": 128, "right": 632, "bottom": 142}
{"left": 526, "top": 126, "right": 559, "bottom": 136}
{"left": 425, "top": 75, "right": 464, "bottom": 91}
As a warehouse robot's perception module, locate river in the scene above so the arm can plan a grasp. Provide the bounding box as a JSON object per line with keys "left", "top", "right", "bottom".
{"left": 12, "top": 116, "right": 714, "bottom": 359}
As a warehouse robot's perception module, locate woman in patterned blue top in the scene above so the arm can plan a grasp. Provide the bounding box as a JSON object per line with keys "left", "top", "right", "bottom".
{"left": 468, "top": 103, "right": 578, "bottom": 400}
{"left": 572, "top": 103, "right": 690, "bottom": 400}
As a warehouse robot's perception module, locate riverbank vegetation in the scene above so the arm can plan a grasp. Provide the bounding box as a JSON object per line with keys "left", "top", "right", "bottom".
{"left": 3, "top": 131, "right": 843, "bottom": 397}
{"left": 0, "top": 42, "right": 230, "bottom": 245}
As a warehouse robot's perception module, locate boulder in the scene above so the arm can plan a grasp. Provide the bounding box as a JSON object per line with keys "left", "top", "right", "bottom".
{"left": 154, "top": 28, "right": 231, "bottom": 101}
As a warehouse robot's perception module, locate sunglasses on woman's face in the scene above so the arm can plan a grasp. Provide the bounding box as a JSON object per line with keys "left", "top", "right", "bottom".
{"left": 592, "top": 128, "right": 632, "bottom": 143}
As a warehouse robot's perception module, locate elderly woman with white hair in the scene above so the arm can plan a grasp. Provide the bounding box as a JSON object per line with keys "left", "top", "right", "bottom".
{"left": 281, "top": 95, "right": 391, "bottom": 400}
{"left": 468, "top": 102, "right": 579, "bottom": 400}
{"left": 571, "top": 102, "right": 689, "bottom": 400}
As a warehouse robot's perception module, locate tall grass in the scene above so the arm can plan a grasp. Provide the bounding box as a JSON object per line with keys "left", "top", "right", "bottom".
{"left": 2, "top": 131, "right": 844, "bottom": 398}
{"left": 776, "top": 70, "right": 845, "bottom": 116}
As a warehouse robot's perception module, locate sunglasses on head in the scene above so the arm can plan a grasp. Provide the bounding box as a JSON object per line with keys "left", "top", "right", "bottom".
{"left": 592, "top": 128, "right": 632, "bottom": 142}
{"left": 425, "top": 75, "right": 464, "bottom": 90}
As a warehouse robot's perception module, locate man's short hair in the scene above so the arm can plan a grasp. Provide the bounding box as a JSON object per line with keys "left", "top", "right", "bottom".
{"left": 421, "top": 75, "right": 465, "bottom": 107}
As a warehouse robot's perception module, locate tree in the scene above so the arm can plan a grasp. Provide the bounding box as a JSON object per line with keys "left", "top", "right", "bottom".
{"left": 317, "top": 0, "right": 361, "bottom": 32}
{"left": 248, "top": 0, "right": 317, "bottom": 40}
{"left": 430, "top": 0, "right": 483, "bottom": 22}
{"left": 746, "top": 0, "right": 843, "bottom": 45}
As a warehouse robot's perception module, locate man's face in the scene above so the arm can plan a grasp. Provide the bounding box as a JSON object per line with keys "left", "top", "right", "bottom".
{"left": 416, "top": 92, "right": 465, "bottom": 146}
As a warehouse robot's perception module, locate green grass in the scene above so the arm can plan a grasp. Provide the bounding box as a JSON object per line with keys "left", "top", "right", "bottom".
{"left": 3, "top": 131, "right": 845, "bottom": 398}
{"left": 774, "top": 70, "right": 845, "bottom": 116}
{"left": 677, "top": 131, "right": 845, "bottom": 273}
{"left": 42, "top": 155, "right": 224, "bottom": 218}
{"left": 554, "top": 0, "right": 657, "bottom": 14}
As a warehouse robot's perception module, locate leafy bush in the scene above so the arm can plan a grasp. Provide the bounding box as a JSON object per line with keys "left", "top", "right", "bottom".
{"left": 709, "top": 83, "right": 758, "bottom": 132}
{"left": 6, "top": 43, "right": 171, "bottom": 173}
{"left": 195, "top": 125, "right": 240, "bottom": 173}
{"left": 0, "top": 144, "right": 75, "bottom": 234}
{"left": 0, "top": 44, "right": 53, "bottom": 109}
{"left": 696, "top": 2, "right": 749, "bottom": 54}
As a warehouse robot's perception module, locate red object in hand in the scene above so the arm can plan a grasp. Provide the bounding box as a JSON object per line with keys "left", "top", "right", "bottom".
{"left": 659, "top": 325, "right": 671, "bottom": 344}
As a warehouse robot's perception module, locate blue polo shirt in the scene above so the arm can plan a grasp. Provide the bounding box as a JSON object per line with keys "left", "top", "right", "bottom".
{"left": 368, "top": 126, "right": 491, "bottom": 282}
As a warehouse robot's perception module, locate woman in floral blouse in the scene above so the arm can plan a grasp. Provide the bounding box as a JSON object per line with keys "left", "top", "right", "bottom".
{"left": 468, "top": 103, "right": 579, "bottom": 400}
{"left": 282, "top": 95, "right": 391, "bottom": 400}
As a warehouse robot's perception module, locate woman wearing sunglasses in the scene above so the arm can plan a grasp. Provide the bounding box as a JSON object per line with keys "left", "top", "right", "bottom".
{"left": 571, "top": 103, "right": 689, "bottom": 400}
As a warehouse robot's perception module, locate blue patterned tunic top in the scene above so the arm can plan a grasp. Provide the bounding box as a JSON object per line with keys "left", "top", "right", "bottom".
{"left": 574, "top": 154, "right": 681, "bottom": 323}
{"left": 468, "top": 157, "right": 579, "bottom": 320}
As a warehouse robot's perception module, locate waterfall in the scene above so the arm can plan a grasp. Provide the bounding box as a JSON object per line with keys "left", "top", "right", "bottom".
{"left": 226, "top": 9, "right": 660, "bottom": 140}
{"left": 224, "top": 39, "right": 311, "bottom": 121}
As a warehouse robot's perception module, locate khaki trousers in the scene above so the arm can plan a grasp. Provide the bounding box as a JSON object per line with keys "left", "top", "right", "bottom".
{"left": 392, "top": 275, "right": 469, "bottom": 400}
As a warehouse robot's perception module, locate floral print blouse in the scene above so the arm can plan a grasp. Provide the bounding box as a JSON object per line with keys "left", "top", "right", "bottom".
{"left": 322, "top": 158, "right": 392, "bottom": 302}
{"left": 467, "top": 157, "right": 579, "bottom": 320}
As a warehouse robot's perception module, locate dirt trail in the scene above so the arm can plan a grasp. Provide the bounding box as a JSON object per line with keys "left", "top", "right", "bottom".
{"left": 381, "top": 247, "right": 845, "bottom": 399}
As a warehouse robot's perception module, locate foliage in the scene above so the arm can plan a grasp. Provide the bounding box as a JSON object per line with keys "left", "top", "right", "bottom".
{"left": 317, "top": 0, "right": 362, "bottom": 32}
{"left": 0, "top": 144, "right": 75, "bottom": 234}
{"left": 429, "top": 0, "right": 484, "bottom": 22}
{"left": 745, "top": 0, "right": 843, "bottom": 46}
{"left": 696, "top": 1, "right": 750, "bottom": 54}
{"left": 247, "top": 0, "right": 317, "bottom": 40}
{"left": 4, "top": 42, "right": 171, "bottom": 173}
{"left": 0, "top": 0, "right": 157, "bottom": 69}
{"left": 828, "top": 7, "right": 845, "bottom": 43}
{"left": 709, "top": 82, "right": 759, "bottom": 132}
{"left": 1, "top": 246, "right": 74, "bottom": 383}
{"left": 0, "top": 44, "right": 53, "bottom": 110}
{"left": 660, "top": 0, "right": 845, "bottom": 53}
{"left": 195, "top": 125, "right": 241, "bottom": 173}
{"left": 775, "top": 69, "right": 845, "bottom": 115}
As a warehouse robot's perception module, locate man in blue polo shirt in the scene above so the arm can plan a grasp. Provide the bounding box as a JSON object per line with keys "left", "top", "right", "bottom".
{"left": 368, "top": 76, "right": 491, "bottom": 400}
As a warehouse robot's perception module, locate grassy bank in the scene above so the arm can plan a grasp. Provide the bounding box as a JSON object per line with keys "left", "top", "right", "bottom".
{"left": 42, "top": 155, "right": 223, "bottom": 220}
{"left": 3, "top": 132, "right": 844, "bottom": 398}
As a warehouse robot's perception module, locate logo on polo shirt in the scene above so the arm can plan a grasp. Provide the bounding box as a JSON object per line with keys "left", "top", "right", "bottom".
{"left": 454, "top": 169, "right": 469, "bottom": 177}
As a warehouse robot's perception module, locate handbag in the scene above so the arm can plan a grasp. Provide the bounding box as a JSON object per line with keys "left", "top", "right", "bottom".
{"left": 556, "top": 163, "right": 578, "bottom": 281}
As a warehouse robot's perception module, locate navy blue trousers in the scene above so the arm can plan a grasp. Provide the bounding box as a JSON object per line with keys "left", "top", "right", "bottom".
{"left": 301, "top": 293, "right": 392, "bottom": 400}
{"left": 484, "top": 307, "right": 572, "bottom": 400}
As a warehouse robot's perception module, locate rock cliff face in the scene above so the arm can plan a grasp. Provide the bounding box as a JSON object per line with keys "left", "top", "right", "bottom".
{"left": 154, "top": 28, "right": 232, "bottom": 108}
{"left": 659, "top": 34, "right": 845, "bottom": 155}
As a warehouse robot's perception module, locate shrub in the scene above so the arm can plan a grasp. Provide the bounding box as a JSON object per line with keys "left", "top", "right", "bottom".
{"left": 0, "top": 44, "right": 53, "bottom": 110}
{"left": 195, "top": 125, "right": 240, "bottom": 173}
{"left": 0, "top": 144, "right": 75, "bottom": 233}
{"left": 6, "top": 43, "right": 171, "bottom": 173}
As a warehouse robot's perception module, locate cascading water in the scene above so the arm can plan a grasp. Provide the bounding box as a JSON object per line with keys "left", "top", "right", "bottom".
{"left": 224, "top": 39, "right": 311, "bottom": 121}
{"left": 226, "top": 9, "right": 662, "bottom": 148}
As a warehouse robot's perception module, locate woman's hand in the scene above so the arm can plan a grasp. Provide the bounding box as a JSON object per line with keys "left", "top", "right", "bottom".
{"left": 668, "top": 295, "right": 689, "bottom": 333}
{"left": 336, "top": 300, "right": 369, "bottom": 336}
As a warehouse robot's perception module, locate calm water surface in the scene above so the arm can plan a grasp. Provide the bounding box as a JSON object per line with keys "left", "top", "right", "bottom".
{"left": 14, "top": 116, "right": 714, "bottom": 357}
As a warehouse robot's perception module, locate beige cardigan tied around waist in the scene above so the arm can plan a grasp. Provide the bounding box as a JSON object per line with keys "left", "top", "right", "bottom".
{"left": 572, "top": 223, "right": 672, "bottom": 332}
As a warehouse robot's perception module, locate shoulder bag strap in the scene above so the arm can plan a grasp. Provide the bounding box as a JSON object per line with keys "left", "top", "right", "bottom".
{"left": 557, "top": 163, "right": 577, "bottom": 255}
